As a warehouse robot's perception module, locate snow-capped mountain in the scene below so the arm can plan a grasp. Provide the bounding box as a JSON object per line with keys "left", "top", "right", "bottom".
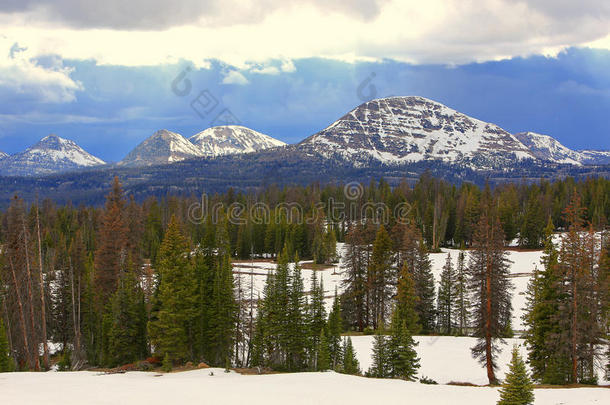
{"left": 189, "top": 125, "right": 286, "bottom": 156}
{"left": 578, "top": 150, "right": 610, "bottom": 165}
{"left": 0, "top": 151, "right": 8, "bottom": 160}
{"left": 514, "top": 132, "right": 583, "bottom": 165}
{"left": 514, "top": 131, "right": 610, "bottom": 165}
{"left": 298, "top": 96, "right": 535, "bottom": 169}
{"left": 0, "top": 134, "right": 105, "bottom": 176}
{"left": 119, "top": 129, "right": 204, "bottom": 167}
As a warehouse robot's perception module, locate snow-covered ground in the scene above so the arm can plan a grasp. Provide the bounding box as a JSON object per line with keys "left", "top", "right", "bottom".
{"left": 1, "top": 368, "right": 608, "bottom": 405}
{"left": 233, "top": 241, "right": 610, "bottom": 385}
{"left": 351, "top": 335, "right": 528, "bottom": 385}
{"left": 234, "top": 243, "right": 542, "bottom": 330}
{"left": 2, "top": 240, "right": 608, "bottom": 404}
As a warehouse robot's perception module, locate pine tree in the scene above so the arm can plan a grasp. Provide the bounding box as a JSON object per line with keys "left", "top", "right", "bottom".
{"left": 148, "top": 215, "right": 197, "bottom": 364}
{"left": 497, "top": 346, "right": 535, "bottom": 405}
{"left": 95, "top": 176, "right": 128, "bottom": 302}
{"left": 368, "top": 225, "right": 394, "bottom": 329}
{"left": 437, "top": 253, "right": 457, "bottom": 335}
{"left": 455, "top": 251, "right": 470, "bottom": 336}
{"left": 286, "top": 258, "right": 307, "bottom": 371}
{"left": 520, "top": 189, "right": 545, "bottom": 249}
{"left": 207, "top": 219, "right": 237, "bottom": 366}
{"left": 388, "top": 310, "right": 420, "bottom": 380}
{"left": 522, "top": 218, "right": 567, "bottom": 384}
{"left": 106, "top": 260, "right": 147, "bottom": 367}
{"left": 341, "top": 337, "right": 361, "bottom": 375}
{"left": 556, "top": 196, "right": 602, "bottom": 384}
{"left": 368, "top": 327, "right": 390, "bottom": 378}
{"left": 317, "top": 328, "right": 330, "bottom": 371}
{"left": 468, "top": 212, "right": 513, "bottom": 385}
{"left": 341, "top": 224, "right": 368, "bottom": 331}
{"left": 412, "top": 239, "right": 436, "bottom": 334}
{"left": 395, "top": 264, "right": 420, "bottom": 334}
{"left": 327, "top": 290, "right": 343, "bottom": 370}
{"left": 308, "top": 270, "right": 327, "bottom": 368}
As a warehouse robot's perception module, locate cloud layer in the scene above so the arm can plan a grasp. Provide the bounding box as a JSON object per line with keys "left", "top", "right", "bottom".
{"left": 0, "top": 0, "right": 608, "bottom": 67}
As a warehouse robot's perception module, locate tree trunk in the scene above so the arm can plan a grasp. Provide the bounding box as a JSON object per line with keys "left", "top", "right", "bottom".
{"left": 485, "top": 227, "right": 496, "bottom": 385}
{"left": 571, "top": 267, "right": 578, "bottom": 383}
{"left": 8, "top": 256, "right": 31, "bottom": 370}
{"left": 22, "top": 221, "right": 41, "bottom": 371}
{"left": 1, "top": 299, "right": 16, "bottom": 365}
{"left": 36, "top": 206, "right": 49, "bottom": 370}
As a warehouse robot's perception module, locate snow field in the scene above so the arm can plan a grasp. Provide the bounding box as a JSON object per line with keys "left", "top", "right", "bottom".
{"left": 1, "top": 368, "right": 608, "bottom": 405}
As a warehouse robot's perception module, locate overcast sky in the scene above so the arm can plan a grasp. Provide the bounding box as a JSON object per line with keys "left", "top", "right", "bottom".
{"left": 1, "top": 0, "right": 609, "bottom": 161}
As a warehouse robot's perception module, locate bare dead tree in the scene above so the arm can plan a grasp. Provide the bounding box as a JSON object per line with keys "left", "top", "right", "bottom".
{"left": 36, "top": 203, "right": 49, "bottom": 369}
{"left": 22, "top": 218, "right": 41, "bottom": 371}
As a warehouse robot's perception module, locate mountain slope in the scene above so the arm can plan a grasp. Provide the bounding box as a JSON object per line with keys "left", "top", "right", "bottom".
{"left": 0, "top": 134, "right": 105, "bottom": 176}
{"left": 514, "top": 132, "right": 583, "bottom": 165}
{"left": 190, "top": 125, "right": 286, "bottom": 156}
{"left": 578, "top": 150, "right": 610, "bottom": 165}
{"left": 119, "top": 129, "right": 204, "bottom": 166}
{"left": 298, "top": 96, "right": 535, "bottom": 169}
{"left": 514, "top": 131, "right": 610, "bottom": 165}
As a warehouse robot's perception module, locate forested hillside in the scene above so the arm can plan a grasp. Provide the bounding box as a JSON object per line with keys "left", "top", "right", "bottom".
{"left": 0, "top": 175, "right": 608, "bottom": 386}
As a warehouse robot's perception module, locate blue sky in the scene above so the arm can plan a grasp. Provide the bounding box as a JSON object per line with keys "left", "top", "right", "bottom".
{"left": 1, "top": 1, "right": 609, "bottom": 162}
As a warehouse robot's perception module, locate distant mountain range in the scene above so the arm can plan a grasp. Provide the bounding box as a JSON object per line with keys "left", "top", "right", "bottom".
{"left": 0, "top": 96, "right": 608, "bottom": 204}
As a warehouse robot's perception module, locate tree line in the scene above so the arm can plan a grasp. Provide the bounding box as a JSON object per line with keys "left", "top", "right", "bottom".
{"left": 0, "top": 175, "right": 607, "bottom": 387}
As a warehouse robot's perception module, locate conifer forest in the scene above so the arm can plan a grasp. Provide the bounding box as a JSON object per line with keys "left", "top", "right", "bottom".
{"left": 0, "top": 174, "right": 608, "bottom": 393}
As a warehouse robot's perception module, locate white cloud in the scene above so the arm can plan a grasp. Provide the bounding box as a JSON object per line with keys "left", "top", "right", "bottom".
{"left": 221, "top": 70, "right": 249, "bottom": 85}
{"left": 0, "top": 0, "right": 608, "bottom": 69}
{"left": 0, "top": 37, "right": 82, "bottom": 102}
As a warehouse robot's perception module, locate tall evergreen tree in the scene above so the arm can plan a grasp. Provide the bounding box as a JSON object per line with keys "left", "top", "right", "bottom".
{"left": 286, "top": 258, "right": 307, "bottom": 371}
{"left": 395, "top": 264, "right": 420, "bottom": 334}
{"left": 368, "top": 225, "right": 394, "bottom": 329}
{"left": 368, "top": 327, "right": 390, "bottom": 378}
{"left": 468, "top": 212, "right": 513, "bottom": 385}
{"left": 327, "top": 290, "right": 343, "bottom": 370}
{"left": 412, "top": 239, "right": 436, "bottom": 334}
{"left": 94, "top": 176, "right": 128, "bottom": 303}
{"left": 316, "top": 328, "right": 330, "bottom": 371}
{"left": 387, "top": 310, "right": 420, "bottom": 380}
{"left": 523, "top": 218, "right": 568, "bottom": 384}
{"left": 341, "top": 224, "right": 368, "bottom": 331}
{"left": 207, "top": 219, "right": 237, "bottom": 366}
{"left": 556, "top": 196, "right": 602, "bottom": 384}
{"left": 497, "top": 346, "right": 535, "bottom": 405}
{"left": 308, "top": 270, "right": 327, "bottom": 368}
{"left": 341, "top": 337, "right": 361, "bottom": 375}
{"left": 148, "top": 215, "right": 197, "bottom": 364}
{"left": 437, "top": 253, "right": 457, "bottom": 335}
{"left": 455, "top": 251, "right": 470, "bottom": 336}
{"left": 106, "top": 260, "right": 148, "bottom": 366}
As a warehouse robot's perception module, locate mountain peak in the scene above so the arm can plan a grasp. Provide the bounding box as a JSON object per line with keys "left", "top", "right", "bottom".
{"left": 299, "top": 95, "right": 534, "bottom": 168}
{"left": 0, "top": 134, "right": 105, "bottom": 176}
{"left": 190, "top": 125, "right": 285, "bottom": 157}
{"left": 119, "top": 129, "right": 203, "bottom": 167}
